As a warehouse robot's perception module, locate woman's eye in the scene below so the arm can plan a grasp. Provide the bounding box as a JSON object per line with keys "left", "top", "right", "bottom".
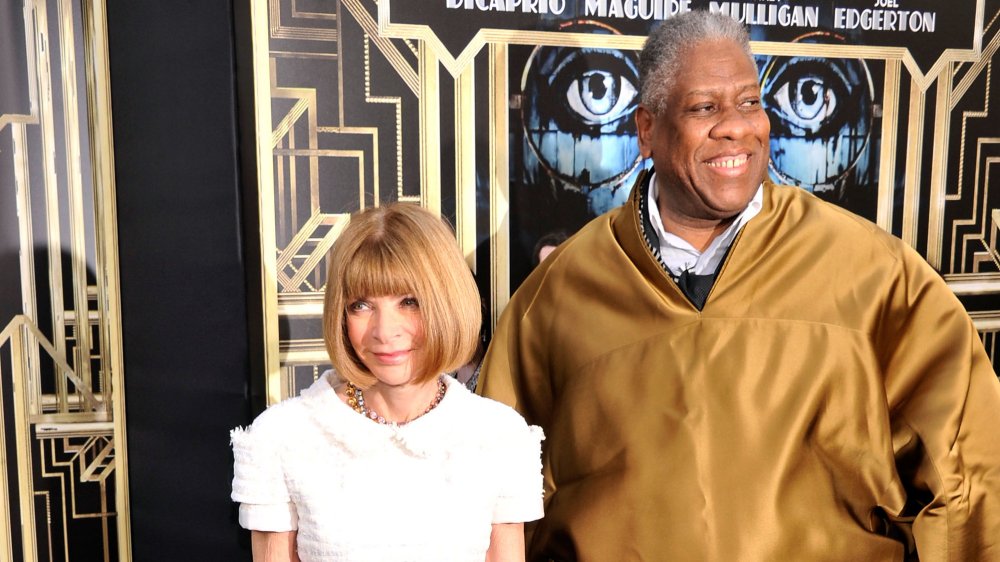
{"left": 347, "top": 300, "right": 370, "bottom": 313}
{"left": 401, "top": 297, "right": 419, "bottom": 308}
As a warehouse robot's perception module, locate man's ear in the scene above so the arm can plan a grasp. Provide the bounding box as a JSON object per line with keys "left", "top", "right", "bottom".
{"left": 635, "top": 104, "right": 654, "bottom": 158}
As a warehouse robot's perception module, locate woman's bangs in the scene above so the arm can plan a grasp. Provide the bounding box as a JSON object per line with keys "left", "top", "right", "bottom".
{"left": 341, "top": 242, "right": 415, "bottom": 300}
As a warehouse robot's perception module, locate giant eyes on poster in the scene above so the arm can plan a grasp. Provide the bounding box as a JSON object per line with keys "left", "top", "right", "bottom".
{"left": 378, "top": 0, "right": 984, "bottom": 78}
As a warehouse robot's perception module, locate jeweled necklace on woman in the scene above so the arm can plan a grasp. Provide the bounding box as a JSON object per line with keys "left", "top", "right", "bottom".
{"left": 345, "top": 376, "right": 446, "bottom": 426}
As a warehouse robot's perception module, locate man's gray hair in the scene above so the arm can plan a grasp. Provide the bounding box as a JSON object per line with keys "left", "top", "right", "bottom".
{"left": 639, "top": 11, "right": 755, "bottom": 114}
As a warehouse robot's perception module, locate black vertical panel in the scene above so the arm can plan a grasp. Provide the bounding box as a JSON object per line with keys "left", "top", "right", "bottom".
{"left": 106, "top": 1, "right": 253, "bottom": 558}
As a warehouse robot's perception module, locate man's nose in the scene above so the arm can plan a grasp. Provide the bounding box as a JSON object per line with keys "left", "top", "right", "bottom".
{"left": 711, "top": 105, "right": 756, "bottom": 140}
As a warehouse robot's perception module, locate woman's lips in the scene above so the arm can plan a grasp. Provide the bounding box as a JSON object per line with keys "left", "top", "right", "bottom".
{"left": 371, "top": 350, "right": 410, "bottom": 364}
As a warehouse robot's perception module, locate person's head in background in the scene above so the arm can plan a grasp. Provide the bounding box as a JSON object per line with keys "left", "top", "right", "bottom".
{"left": 532, "top": 230, "right": 570, "bottom": 268}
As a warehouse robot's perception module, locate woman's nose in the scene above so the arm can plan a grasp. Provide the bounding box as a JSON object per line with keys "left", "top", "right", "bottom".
{"left": 369, "top": 308, "right": 403, "bottom": 341}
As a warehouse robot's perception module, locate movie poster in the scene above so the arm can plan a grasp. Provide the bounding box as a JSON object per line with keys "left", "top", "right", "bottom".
{"left": 247, "top": 0, "right": 998, "bottom": 399}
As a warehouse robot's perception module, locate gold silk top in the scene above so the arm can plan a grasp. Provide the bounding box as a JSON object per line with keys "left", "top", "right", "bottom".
{"left": 479, "top": 171, "right": 1000, "bottom": 561}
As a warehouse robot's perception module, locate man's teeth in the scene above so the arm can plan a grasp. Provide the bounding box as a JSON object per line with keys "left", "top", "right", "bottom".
{"left": 707, "top": 155, "right": 748, "bottom": 168}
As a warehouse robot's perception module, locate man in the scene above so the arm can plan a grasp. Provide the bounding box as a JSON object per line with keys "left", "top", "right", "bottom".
{"left": 479, "top": 11, "right": 1000, "bottom": 561}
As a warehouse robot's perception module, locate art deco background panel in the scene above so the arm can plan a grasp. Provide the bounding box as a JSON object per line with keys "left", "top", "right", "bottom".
{"left": 248, "top": 1, "right": 999, "bottom": 400}
{"left": 1, "top": 0, "right": 127, "bottom": 560}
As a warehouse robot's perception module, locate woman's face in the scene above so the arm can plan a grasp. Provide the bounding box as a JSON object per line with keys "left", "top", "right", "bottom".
{"left": 345, "top": 294, "right": 424, "bottom": 387}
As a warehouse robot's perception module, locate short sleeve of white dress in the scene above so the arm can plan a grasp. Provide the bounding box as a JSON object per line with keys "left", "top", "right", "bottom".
{"left": 230, "top": 406, "right": 299, "bottom": 532}
{"left": 492, "top": 414, "right": 545, "bottom": 524}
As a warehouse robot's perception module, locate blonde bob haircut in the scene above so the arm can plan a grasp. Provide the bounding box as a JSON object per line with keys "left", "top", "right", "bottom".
{"left": 323, "top": 202, "right": 482, "bottom": 388}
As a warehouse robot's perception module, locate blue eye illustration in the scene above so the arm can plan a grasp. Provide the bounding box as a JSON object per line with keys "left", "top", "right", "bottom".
{"left": 765, "top": 59, "right": 852, "bottom": 138}
{"left": 563, "top": 65, "right": 638, "bottom": 127}
{"left": 519, "top": 23, "right": 643, "bottom": 208}
{"left": 759, "top": 33, "right": 875, "bottom": 195}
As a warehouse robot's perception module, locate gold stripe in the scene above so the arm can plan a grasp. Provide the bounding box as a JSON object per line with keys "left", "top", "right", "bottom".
{"left": 271, "top": 96, "right": 310, "bottom": 148}
{"left": 455, "top": 64, "right": 477, "bottom": 271}
{"left": 291, "top": 0, "right": 337, "bottom": 21}
{"left": 419, "top": 42, "right": 441, "bottom": 214}
{"left": 343, "top": 0, "right": 419, "bottom": 96}
{"left": 6, "top": 319, "right": 38, "bottom": 562}
{"left": 877, "top": 60, "right": 901, "bottom": 232}
{"left": 946, "top": 34, "right": 997, "bottom": 271}
{"left": 901, "top": 79, "right": 926, "bottom": 247}
{"left": 270, "top": 28, "right": 338, "bottom": 41}
{"left": 489, "top": 43, "right": 510, "bottom": 329}
{"left": 270, "top": 50, "right": 339, "bottom": 60}
{"left": 58, "top": 0, "right": 95, "bottom": 396}
{"left": 13, "top": 122, "right": 37, "bottom": 336}
{"left": 277, "top": 293, "right": 324, "bottom": 317}
{"left": 970, "top": 310, "right": 1000, "bottom": 331}
{"left": 951, "top": 145, "right": 998, "bottom": 273}
{"left": 0, "top": 326, "right": 13, "bottom": 562}
{"left": 33, "top": 0, "right": 69, "bottom": 367}
{"left": 253, "top": 0, "right": 283, "bottom": 405}
{"left": 270, "top": 0, "right": 336, "bottom": 40}
{"left": 78, "top": 0, "right": 130, "bottom": 554}
{"left": 361, "top": 35, "right": 401, "bottom": 204}
{"left": 317, "top": 125, "right": 382, "bottom": 209}
{"left": 952, "top": 28, "right": 999, "bottom": 108}
{"left": 927, "top": 64, "right": 954, "bottom": 269}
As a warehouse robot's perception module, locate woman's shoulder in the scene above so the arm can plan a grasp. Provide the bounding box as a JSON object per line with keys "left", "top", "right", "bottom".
{"left": 231, "top": 373, "right": 340, "bottom": 444}
{"left": 444, "top": 378, "right": 543, "bottom": 442}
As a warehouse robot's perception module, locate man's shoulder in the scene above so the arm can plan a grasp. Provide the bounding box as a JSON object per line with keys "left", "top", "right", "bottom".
{"left": 767, "top": 182, "right": 905, "bottom": 256}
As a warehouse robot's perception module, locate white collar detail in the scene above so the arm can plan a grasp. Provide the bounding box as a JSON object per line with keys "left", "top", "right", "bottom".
{"left": 646, "top": 172, "right": 763, "bottom": 278}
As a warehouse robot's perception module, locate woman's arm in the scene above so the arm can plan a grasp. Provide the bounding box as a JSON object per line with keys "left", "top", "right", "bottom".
{"left": 485, "top": 523, "right": 525, "bottom": 562}
{"left": 251, "top": 530, "right": 300, "bottom": 562}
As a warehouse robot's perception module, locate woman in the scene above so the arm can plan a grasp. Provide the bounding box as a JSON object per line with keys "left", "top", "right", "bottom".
{"left": 231, "top": 203, "right": 543, "bottom": 561}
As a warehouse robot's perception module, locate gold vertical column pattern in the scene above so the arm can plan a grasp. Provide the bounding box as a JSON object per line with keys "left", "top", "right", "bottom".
{"left": 0, "top": 330, "right": 13, "bottom": 562}
{"left": 877, "top": 60, "right": 901, "bottom": 232}
{"left": 489, "top": 42, "right": 509, "bottom": 329}
{"left": 419, "top": 41, "right": 441, "bottom": 213}
{"left": 83, "top": 0, "right": 131, "bottom": 556}
{"left": 927, "top": 63, "right": 954, "bottom": 269}
{"left": 7, "top": 323, "right": 39, "bottom": 562}
{"left": 252, "top": 0, "right": 282, "bottom": 405}
{"left": 57, "top": 0, "right": 94, "bottom": 398}
{"left": 455, "top": 64, "right": 477, "bottom": 271}
{"left": 15, "top": 122, "right": 43, "bottom": 419}
{"left": 902, "top": 78, "right": 927, "bottom": 247}
{"left": 32, "top": 0, "right": 70, "bottom": 366}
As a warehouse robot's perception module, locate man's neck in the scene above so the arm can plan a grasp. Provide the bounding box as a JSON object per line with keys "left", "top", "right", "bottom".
{"left": 656, "top": 196, "right": 737, "bottom": 252}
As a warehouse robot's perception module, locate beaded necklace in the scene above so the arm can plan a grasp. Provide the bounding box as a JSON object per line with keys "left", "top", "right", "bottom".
{"left": 345, "top": 377, "right": 447, "bottom": 426}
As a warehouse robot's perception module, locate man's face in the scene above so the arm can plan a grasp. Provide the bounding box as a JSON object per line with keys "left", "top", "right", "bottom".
{"left": 636, "top": 39, "right": 770, "bottom": 223}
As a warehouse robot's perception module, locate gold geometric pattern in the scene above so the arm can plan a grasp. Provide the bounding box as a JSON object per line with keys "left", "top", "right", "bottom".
{"left": 256, "top": 0, "right": 423, "bottom": 400}
{"left": 1, "top": 0, "right": 129, "bottom": 559}
{"left": 277, "top": 213, "right": 350, "bottom": 292}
